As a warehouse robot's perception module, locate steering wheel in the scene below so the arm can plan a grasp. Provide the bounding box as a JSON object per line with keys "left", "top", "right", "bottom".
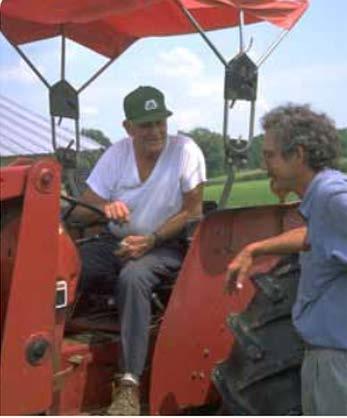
{"left": 60, "top": 194, "right": 112, "bottom": 231}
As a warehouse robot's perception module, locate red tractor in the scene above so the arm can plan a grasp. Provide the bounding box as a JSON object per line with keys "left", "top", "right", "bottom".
{"left": 0, "top": 1, "right": 308, "bottom": 415}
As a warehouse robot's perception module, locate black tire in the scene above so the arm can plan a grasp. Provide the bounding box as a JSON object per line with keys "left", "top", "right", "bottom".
{"left": 212, "top": 254, "right": 304, "bottom": 415}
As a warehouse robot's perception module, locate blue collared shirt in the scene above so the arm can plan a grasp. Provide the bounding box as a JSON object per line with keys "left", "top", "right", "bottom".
{"left": 293, "top": 169, "right": 347, "bottom": 349}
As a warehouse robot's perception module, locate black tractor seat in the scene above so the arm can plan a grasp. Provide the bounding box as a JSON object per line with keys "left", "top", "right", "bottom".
{"left": 65, "top": 267, "right": 179, "bottom": 335}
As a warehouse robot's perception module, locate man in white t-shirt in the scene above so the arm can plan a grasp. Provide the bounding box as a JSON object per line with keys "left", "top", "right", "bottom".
{"left": 74, "top": 86, "right": 206, "bottom": 415}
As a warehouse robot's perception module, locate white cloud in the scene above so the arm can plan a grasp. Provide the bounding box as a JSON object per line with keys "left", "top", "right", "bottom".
{"left": 0, "top": 60, "right": 44, "bottom": 84}
{"left": 174, "top": 108, "right": 202, "bottom": 131}
{"left": 83, "top": 105, "right": 99, "bottom": 116}
{"left": 189, "top": 78, "right": 221, "bottom": 98}
{"left": 155, "top": 47, "right": 204, "bottom": 78}
{"left": 265, "top": 63, "right": 347, "bottom": 92}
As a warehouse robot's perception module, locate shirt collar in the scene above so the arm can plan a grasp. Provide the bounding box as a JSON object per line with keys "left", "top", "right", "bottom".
{"left": 299, "top": 169, "right": 334, "bottom": 219}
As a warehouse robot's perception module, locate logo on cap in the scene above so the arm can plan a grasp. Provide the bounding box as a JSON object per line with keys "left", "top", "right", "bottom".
{"left": 144, "top": 99, "right": 158, "bottom": 111}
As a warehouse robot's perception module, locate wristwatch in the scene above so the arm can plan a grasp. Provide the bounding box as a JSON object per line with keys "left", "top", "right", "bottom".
{"left": 152, "top": 231, "right": 164, "bottom": 247}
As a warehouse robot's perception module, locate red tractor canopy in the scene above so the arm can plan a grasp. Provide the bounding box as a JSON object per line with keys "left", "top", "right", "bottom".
{"left": 1, "top": 0, "right": 308, "bottom": 58}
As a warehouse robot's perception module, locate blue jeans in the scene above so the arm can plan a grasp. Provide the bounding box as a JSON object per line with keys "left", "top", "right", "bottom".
{"left": 79, "top": 232, "right": 183, "bottom": 376}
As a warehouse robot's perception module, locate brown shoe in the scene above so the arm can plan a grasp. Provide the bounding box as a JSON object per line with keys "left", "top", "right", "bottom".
{"left": 107, "top": 380, "right": 140, "bottom": 416}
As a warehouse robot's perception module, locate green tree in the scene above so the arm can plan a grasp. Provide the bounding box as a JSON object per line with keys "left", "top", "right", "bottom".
{"left": 338, "top": 128, "right": 347, "bottom": 157}
{"left": 188, "top": 128, "right": 225, "bottom": 177}
{"left": 81, "top": 128, "right": 112, "bottom": 148}
{"left": 78, "top": 128, "right": 111, "bottom": 169}
{"left": 247, "top": 134, "right": 263, "bottom": 169}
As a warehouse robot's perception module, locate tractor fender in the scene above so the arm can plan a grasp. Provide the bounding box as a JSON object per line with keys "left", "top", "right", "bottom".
{"left": 149, "top": 203, "right": 303, "bottom": 414}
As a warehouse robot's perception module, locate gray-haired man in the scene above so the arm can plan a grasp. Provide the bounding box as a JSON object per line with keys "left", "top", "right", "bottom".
{"left": 226, "top": 104, "right": 347, "bottom": 415}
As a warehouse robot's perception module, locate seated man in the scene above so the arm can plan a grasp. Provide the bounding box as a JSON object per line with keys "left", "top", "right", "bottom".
{"left": 73, "top": 86, "right": 206, "bottom": 415}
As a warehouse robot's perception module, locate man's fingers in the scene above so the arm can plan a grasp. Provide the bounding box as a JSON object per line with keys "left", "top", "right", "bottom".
{"left": 236, "top": 267, "right": 248, "bottom": 290}
{"left": 225, "top": 267, "right": 238, "bottom": 294}
{"left": 125, "top": 235, "right": 145, "bottom": 245}
{"left": 115, "top": 202, "right": 129, "bottom": 221}
{"left": 225, "top": 260, "right": 250, "bottom": 294}
{"left": 104, "top": 201, "right": 130, "bottom": 222}
{"left": 104, "top": 203, "right": 117, "bottom": 219}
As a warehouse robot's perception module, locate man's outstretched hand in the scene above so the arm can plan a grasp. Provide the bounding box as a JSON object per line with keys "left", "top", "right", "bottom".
{"left": 225, "top": 245, "right": 255, "bottom": 294}
{"left": 225, "top": 179, "right": 289, "bottom": 293}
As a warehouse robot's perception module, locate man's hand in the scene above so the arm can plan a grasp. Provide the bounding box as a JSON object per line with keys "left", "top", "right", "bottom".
{"left": 103, "top": 201, "right": 130, "bottom": 223}
{"left": 114, "top": 234, "right": 155, "bottom": 259}
{"left": 225, "top": 245, "right": 255, "bottom": 294}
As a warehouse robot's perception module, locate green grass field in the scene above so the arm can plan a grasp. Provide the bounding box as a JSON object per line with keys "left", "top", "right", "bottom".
{"left": 204, "top": 178, "right": 298, "bottom": 207}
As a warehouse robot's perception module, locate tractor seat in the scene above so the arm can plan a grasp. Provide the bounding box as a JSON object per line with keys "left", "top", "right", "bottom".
{"left": 65, "top": 268, "right": 178, "bottom": 335}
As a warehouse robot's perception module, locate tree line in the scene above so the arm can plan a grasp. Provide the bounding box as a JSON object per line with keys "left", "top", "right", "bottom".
{"left": 82, "top": 127, "right": 347, "bottom": 177}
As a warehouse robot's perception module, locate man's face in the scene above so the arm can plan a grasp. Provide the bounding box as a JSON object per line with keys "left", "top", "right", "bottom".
{"left": 126, "top": 119, "right": 167, "bottom": 157}
{"left": 262, "top": 130, "right": 301, "bottom": 194}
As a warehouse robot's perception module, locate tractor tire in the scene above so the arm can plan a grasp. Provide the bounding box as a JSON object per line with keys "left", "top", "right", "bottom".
{"left": 212, "top": 254, "right": 304, "bottom": 415}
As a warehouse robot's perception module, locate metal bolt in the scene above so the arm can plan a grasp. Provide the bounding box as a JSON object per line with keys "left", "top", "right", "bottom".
{"left": 35, "top": 168, "right": 54, "bottom": 193}
{"left": 40, "top": 169, "right": 53, "bottom": 187}
{"left": 26, "top": 338, "right": 49, "bottom": 365}
{"left": 203, "top": 348, "right": 210, "bottom": 358}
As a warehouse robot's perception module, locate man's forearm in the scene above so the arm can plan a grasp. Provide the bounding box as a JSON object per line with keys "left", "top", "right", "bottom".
{"left": 67, "top": 187, "right": 108, "bottom": 224}
{"left": 248, "top": 226, "right": 307, "bottom": 256}
{"left": 153, "top": 183, "right": 203, "bottom": 244}
{"left": 68, "top": 202, "right": 104, "bottom": 223}
{"left": 155, "top": 209, "right": 200, "bottom": 243}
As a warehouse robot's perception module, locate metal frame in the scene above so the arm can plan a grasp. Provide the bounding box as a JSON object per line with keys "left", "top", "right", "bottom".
{"left": 4, "top": 7, "right": 294, "bottom": 206}
{"left": 3, "top": 28, "right": 117, "bottom": 154}
{"left": 174, "top": 0, "right": 293, "bottom": 207}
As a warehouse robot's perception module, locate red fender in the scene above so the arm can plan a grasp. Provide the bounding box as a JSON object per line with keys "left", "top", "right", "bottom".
{"left": 150, "top": 203, "right": 303, "bottom": 414}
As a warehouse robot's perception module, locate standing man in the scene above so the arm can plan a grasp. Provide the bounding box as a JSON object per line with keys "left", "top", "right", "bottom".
{"left": 74, "top": 86, "right": 206, "bottom": 415}
{"left": 226, "top": 104, "right": 347, "bottom": 415}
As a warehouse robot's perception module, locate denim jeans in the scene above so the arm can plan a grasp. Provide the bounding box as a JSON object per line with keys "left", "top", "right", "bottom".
{"left": 79, "top": 232, "right": 183, "bottom": 377}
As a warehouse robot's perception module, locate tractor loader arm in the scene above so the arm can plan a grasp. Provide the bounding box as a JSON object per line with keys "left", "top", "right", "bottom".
{"left": 0, "top": 159, "right": 80, "bottom": 415}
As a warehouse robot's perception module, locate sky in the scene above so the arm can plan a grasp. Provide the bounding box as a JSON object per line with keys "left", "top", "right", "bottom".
{"left": 0, "top": 0, "right": 346, "bottom": 147}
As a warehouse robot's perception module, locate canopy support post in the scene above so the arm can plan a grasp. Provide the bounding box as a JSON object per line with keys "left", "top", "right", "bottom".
{"left": 174, "top": 1, "right": 260, "bottom": 209}
{"left": 238, "top": 8, "right": 245, "bottom": 53}
{"left": 75, "top": 119, "right": 80, "bottom": 152}
{"left": 77, "top": 56, "right": 118, "bottom": 94}
{"left": 57, "top": 26, "right": 67, "bottom": 126}
{"left": 3, "top": 31, "right": 117, "bottom": 156}
{"left": 61, "top": 25, "right": 66, "bottom": 81}
{"left": 51, "top": 116, "right": 57, "bottom": 151}
{"left": 3, "top": 35, "right": 51, "bottom": 89}
{"left": 219, "top": 95, "right": 233, "bottom": 208}
{"left": 256, "top": 29, "right": 289, "bottom": 67}
{"left": 173, "top": 0, "right": 227, "bottom": 67}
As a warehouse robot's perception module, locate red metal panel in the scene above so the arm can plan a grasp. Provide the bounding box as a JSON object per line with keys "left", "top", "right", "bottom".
{"left": 0, "top": 159, "right": 61, "bottom": 415}
{"left": 0, "top": 165, "right": 30, "bottom": 200}
{"left": 56, "top": 338, "right": 119, "bottom": 414}
{"left": 150, "top": 203, "right": 303, "bottom": 414}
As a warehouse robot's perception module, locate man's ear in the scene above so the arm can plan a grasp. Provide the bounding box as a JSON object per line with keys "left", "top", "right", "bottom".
{"left": 296, "top": 145, "right": 306, "bottom": 164}
{"left": 123, "top": 120, "right": 132, "bottom": 136}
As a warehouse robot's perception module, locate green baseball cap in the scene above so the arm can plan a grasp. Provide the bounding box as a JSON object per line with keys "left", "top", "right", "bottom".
{"left": 123, "top": 86, "right": 173, "bottom": 124}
